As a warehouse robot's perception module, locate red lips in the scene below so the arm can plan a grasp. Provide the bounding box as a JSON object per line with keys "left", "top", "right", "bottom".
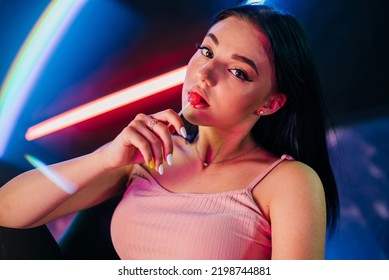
{"left": 188, "top": 92, "right": 210, "bottom": 109}
{"left": 188, "top": 92, "right": 201, "bottom": 105}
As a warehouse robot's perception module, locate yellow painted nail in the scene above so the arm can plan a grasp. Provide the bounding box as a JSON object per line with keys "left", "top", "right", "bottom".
{"left": 149, "top": 159, "right": 154, "bottom": 169}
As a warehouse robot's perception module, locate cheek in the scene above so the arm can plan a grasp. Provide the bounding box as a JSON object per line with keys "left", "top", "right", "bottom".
{"left": 249, "top": 77, "right": 276, "bottom": 104}
{"left": 186, "top": 53, "right": 201, "bottom": 73}
{"left": 216, "top": 90, "right": 254, "bottom": 116}
{"left": 183, "top": 55, "right": 198, "bottom": 86}
{"left": 182, "top": 54, "right": 201, "bottom": 105}
{"left": 223, "top": 87, "right": 264, "bottom": 114}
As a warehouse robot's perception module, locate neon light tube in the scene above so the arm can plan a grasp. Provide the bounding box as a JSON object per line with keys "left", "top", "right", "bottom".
{"left": 25, "top": 154, "right": 77, "bottom": 194}
{"left": 246, "top": 0, "right": 266, "bottom": 4}
{"left": 0, "top": 0, "right": 87, "bottom": 157}
{"left": 25, "top": 66, "right": 187, "bottom": 140}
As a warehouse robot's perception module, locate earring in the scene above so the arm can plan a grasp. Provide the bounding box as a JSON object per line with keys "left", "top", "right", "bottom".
{"left": 257, "top": 109, "right": 265, "bottom": 116}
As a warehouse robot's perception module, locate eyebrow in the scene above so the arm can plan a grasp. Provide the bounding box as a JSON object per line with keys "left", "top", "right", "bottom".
{"left": 206, "top": 32, "right": 259, "bottom": 76}
{"left": 206, "top": 33, "right": 219, "bottom": 45}
{"left": 231, "top": 54, "right": 258, "bottom": 75}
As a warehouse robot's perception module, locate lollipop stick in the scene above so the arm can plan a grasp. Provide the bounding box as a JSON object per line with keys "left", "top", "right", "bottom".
{"left": 177, "top": 102, "right": 190, "bottom": 116}
{"left": 167, "top": 102, "right": 190, "bottom": 134}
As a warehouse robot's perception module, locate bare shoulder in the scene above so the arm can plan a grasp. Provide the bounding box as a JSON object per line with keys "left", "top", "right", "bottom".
{"left": 271, "top": 159, "right": 323, "bottom": 191}
{"left": 266, "top": 159, "right": 325, "bottom": 206}
{"left": 255, "top": 158, "right": 327, "bottom": 259}
{"left": 253, "top": 158, "right": 326, "bottom": 222}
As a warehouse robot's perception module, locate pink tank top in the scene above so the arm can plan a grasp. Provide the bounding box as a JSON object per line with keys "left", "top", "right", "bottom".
{"left": 111, "top": 154, "right": 293, "bottom": 259}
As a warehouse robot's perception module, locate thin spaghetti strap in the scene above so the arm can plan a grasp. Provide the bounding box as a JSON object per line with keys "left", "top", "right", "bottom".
{"left": 246, "top": 154, "right": 294, "bottom": 192}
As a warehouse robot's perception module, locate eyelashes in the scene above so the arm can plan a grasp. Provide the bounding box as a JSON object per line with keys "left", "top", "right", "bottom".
{"left": 195, "top": 44, "right": 252, "bottom": 82}
{"left": 196, "top": 44, "right": 252, "bottom": 82}
{"left": 196, "top": 43, "right": 214, "bottom": 58}
{"left": 228, "top": 69, "right": 252, "bottom": 82}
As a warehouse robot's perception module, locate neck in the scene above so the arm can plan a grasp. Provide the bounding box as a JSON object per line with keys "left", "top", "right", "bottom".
{"left": 195, "top": 127, "right": 258, "bottom": 166}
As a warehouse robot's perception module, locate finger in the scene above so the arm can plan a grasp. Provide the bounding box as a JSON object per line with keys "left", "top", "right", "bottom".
{"left": 124, "top": 124, "right": 154, "bottom": 166}
{"left": 146, "top": 118, "right": 174, "bottom": 165}
{"left": 151, "top": 109, "right": 187, "bottom": 138}
{"left": 146, "top": 118, "right": 159, "bottom": 132}
{"left": 143, "top": 118, "right": 172, "bottom": 171}
{"left": 128, "top": 119, "right": 165, "bottom": 171}
{"left": 135, "top": 116, "right": 164, "bottom": 157}
{"left": 139, "top": 113, "right": 175, "bottom": 165}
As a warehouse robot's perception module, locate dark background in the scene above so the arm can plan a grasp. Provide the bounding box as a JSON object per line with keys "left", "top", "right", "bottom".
{"left": 0, "top": 0, "right": 388, "bottom": 259}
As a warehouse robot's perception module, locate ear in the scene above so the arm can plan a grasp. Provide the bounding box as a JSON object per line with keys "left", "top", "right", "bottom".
{"left": 268, "top": 93, "right": 287, "bottom": 113}
{"left": 257, "top": 93, "right": 287, "bottom": 116}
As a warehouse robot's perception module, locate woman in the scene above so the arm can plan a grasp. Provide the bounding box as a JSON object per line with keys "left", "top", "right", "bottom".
{"left": 0, "top": 3, "right": 339, "bottom": 259}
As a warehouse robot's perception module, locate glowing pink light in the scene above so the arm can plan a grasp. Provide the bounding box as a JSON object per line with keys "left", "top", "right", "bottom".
{"left": 26, "top": 66, "right": 187, "bottom": 140}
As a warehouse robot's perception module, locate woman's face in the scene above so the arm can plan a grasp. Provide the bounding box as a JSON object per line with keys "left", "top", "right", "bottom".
{"left": 182, "top": 16, "right": 278, "bottom": 129}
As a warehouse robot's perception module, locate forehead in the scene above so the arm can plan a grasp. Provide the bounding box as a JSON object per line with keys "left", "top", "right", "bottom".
{"left": 207, "top": 16, "right": 271, "bottom": 64}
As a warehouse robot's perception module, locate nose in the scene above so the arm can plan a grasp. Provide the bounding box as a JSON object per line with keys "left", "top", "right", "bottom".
{"left": 196, "top": 62, "right": 216, "bottom": 87}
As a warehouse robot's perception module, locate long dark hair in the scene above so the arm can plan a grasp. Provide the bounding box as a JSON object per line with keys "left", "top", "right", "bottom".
{"left": 211, "top": 4, "right": 340, "bottom": 235}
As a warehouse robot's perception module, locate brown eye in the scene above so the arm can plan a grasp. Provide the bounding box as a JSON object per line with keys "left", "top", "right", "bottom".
{"left": 229, "top": 69, "right": 252, "bottom": 82}
{"left": 196, "top": 44, "right": 214, "bottom": 59}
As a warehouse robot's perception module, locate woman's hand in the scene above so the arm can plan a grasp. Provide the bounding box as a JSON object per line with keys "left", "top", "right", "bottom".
{"left": 99, "top": 109, "right": 187, "bottom": 172}
{"left": 0, "top": 109, "right": 187, "bottom": 228}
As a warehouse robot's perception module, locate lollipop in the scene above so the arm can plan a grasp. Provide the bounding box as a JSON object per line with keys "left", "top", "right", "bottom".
{"left": 188, "top": 92, "right": 201, "bottom": 106}
{"left": 176, "top": 92, "right": 201, "bottom": 117}
{"left": 169, "top": 92, "right": 201, "bottom": 135}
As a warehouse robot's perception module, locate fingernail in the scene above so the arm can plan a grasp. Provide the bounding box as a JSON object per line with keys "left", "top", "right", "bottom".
{"left": 166, "top": 153, "right": 173, "bottom": 166}
{"left": 180, "top": 127, "right": 187, "bottom": 138}
{"left": 158, "top": 164, "right": 164, "bottom": 175}
{"left": 149, "top": 159, "right": 154, "bottom": 169}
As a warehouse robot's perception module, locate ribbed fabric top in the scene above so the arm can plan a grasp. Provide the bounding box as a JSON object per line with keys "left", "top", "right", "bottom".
{"left": 111, "top": 154, "right": 293, "bottom": 260}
